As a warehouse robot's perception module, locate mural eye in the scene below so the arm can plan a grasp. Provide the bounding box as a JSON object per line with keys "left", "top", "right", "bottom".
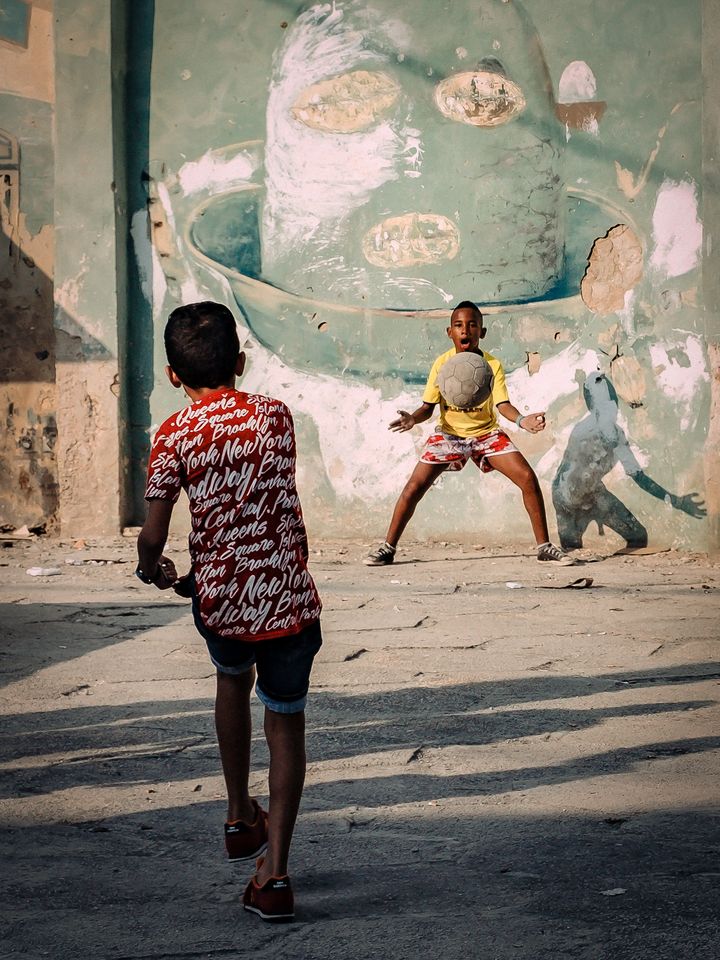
{"left": 362, "top": 213, "right": 460, "bottom": 269}
{"left": 291, "top": 69, "right": 401, "bottom": 133}
{"left": 434, "top": 70, "right": 525, "bottom": 127}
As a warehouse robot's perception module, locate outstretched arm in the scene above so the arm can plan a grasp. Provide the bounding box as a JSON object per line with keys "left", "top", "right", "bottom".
{"left": 631, "top": 472, "right": 707, "bottom": 517}
{"left": 389, "top": 401, "right": 436, "bottom": 433}
{"left": 616, "top": 433, "right": 707, "bottom": 518}
{"left": 496, "top": 400, "right": 546, "bottom": 434}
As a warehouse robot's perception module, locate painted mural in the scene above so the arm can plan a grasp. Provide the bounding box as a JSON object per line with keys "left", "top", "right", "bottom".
{"left": 138, "top": 0, "right": 711, "bottom": 547}
{"left": 552, "top": 373, "right": 705, "bottom": 550}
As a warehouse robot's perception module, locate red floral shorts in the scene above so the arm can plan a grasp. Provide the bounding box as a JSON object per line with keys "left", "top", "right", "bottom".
{"left": 420, "top": 430, "right": 517, "bottom": 473}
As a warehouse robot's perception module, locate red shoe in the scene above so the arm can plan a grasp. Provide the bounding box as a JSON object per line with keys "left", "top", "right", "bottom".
{"left": 224, "top": 800, "right": 268, "bottom": 862}
{"left": 243, "top": 861, "right": 294, "bottom": 922}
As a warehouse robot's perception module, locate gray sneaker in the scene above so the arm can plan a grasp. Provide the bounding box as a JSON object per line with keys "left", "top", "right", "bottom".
{"left": 537, "top": 542, "right": 577, "bottom": 566}
{"left": 364, "top": 542, "right": 396, "bottom": 566}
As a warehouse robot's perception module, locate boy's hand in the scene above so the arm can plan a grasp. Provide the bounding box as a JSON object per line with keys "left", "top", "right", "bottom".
{"left": 520, "top": 412, "right": 546, "bottom": 433}
{"left": 154, "top": 556, "right": 178, "bottom": 590}
{"left": 390, "top": 410, "right": 415, "bottom": 433}
{"left": 173, "top": 572, "right": 194, "bottom": 598}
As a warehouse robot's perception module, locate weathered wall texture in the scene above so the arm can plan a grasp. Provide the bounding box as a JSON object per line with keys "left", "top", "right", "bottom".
{"left": 0, "top": 0, "right": 59, "bottom": 530}
{"left": 52, "top": 0, "right": 122, "bottom": 536}
{"left": 134, "top": 0, "right": 717, "bottom": 550}
{"left": 1, "top": 1, "right": 718, "bottom": 548}
{"left": 1, "top": 1, "right": 124, "bottom": 537}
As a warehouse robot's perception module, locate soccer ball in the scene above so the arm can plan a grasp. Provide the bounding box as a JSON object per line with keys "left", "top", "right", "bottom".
{"left": 437, "top": 352, "right": 494, "bottom": 410}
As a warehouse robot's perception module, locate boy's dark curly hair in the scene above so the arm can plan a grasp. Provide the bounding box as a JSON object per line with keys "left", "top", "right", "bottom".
{"left": 164, "top": 301, "right": 240, "bottom": 389}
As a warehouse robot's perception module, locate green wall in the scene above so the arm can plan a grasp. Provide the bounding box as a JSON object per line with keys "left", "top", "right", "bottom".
{"left": 121, "top": 0, "right": 715, "bottom": 550}
{"left": 4, "top": 0, "right": 717, "bottom": 548}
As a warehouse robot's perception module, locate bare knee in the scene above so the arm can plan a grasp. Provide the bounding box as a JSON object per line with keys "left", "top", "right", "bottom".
{"left": 516, "top": 466, "right": 541, "bottom": 496}
{"left": 400, "top": 475, "right": 433, "bottom": 505}
{"left": 264, "top": 708, "right": 305, "bottom": 739}
{"left": 217, "top": 666, "right": 255, "bottom": 694}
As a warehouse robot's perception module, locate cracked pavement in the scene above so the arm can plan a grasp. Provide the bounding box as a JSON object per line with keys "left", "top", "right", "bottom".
{"left": 1, "top": 535, "right": 719, "bottom": 959}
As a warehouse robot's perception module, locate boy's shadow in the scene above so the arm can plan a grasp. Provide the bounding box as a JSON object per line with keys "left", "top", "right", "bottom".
{"left": 551, "top": 373, "right": 705, "bottom": 551}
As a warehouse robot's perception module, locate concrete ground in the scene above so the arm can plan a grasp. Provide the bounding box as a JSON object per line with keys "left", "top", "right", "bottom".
{"left": 1, "top": 534, "right": 719, "bottom": 960}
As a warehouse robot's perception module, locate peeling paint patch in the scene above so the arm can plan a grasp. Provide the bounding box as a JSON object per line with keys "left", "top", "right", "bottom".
{"left": 55, "top": 257, "right": 90, "bottom": 321}
{"left": 649, "top": 334, "right": 709, "bottom": 431}
{"left": 513, "top": 315, "right": 572, "bottom": 344}
{"left": 581, "top": 225, "right": 643, "bottom": 315}
{"left": 609, "top": 353, "right": 647, "bottom": 408}
{"left": 177, "top": 149, "right": 257, "bottom": 197}
{"left": 556, "top": 61, "right": 604, "bottom": 135}
{"left": 527, "top": 352, "right": 542, "bottom": 376}
{"left": 650, "top": 180, "right": 702, "bottom": 278}
{"left": 555, "top": 102, "right": 604, "bottom": 134}
{"left": 506, "top": 342, "right": 602, "bottom": 419}
{"left": 704, "top": 344, "right": 720, "bottom": 525}
{"left": 614, "top": 102, "right": 686, "bottom": 200}
{"left": 242, "top": 346, "right": 420, "bottom": 503}
{"left": 130, "top": 209, "right": 167, "bottom": 309}
{"left": 559, "top": 61, "right": 597, "bottom": 101}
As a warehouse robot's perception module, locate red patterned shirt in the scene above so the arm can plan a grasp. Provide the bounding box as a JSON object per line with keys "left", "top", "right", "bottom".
{"left": 145, "top": 388, "right": 321, "bottom": 641}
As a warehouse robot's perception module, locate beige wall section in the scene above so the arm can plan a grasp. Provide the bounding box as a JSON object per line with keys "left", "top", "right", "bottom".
{"left": 0, "top": 2, "right": 59, "bottom": 531}
{"left": 703, "top": 0, "right": 720, "bottom": 550}
{"left": 53, "top": 0, "right": 121, "bottom": 536}
{"left": 0, "top": 1, "right": 54, "bottom": 102}
{"left": 54, "top": 349, "right": 120, "bottom": 535}
{"left": 0, "top": 216, "right": 58, "bottom": 529}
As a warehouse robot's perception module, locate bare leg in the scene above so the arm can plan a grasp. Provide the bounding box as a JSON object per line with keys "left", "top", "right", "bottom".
{"left": 385, "top": 461, "right": 449, "bottom": 547}
{"left": 486, "top": 451, "right": 549, "bottom": 545}
{"left": 215, "top": 667, "right": 256, "bottom": 823}
{"left": 255, "top": 709, "right": 306, "bottom": 883}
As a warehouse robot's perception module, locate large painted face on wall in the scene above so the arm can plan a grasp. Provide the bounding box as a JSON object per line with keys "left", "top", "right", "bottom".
{"left": 186, "top": 0, "right": 630, "bottom": 382}
{"left": 261, "top": 0, "right": 564, "bottom": 309}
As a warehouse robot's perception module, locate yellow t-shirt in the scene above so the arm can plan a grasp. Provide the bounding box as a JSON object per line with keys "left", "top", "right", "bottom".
{"left": 422, "top": 348, "right": 509, "bottom": 438}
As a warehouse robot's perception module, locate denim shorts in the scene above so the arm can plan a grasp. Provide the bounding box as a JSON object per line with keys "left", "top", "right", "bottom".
{"left": 191, "top": 590, "right": 322, "bottom": 713}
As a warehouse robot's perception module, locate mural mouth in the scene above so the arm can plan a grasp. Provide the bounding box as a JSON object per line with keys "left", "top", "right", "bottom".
{"left": 362, "top": 213, "right": 460, "bottom": 268}
{"left": 182, "top": 142, "right": 639, "bottom": 383}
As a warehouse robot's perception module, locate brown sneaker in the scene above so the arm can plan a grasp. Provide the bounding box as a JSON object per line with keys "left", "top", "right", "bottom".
{"left": 224, "top": 799, "right": 268, "bottom": 862}
{"left": 243, "top": 862, "right": 294, "bottom": 922}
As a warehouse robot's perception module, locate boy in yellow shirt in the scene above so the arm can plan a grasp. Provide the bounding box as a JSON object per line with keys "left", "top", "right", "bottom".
{"left": 366, "top": 301, "right": 575, "bottom": 566}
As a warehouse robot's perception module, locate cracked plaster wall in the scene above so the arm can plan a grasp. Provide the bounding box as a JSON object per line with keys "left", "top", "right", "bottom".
{"left": 1, "top": 1, "right": 123, "bottom": 536}
{"left": 131, "top": 0, "right": 718, "bottom": 550}
{"left": 0, "top": 3, "right": 59, "bottom": 530}
{"left": 2, "top": 1, "right": 719, "bottom": 548}
{"left": 52, "top": 0, "right": 122, "bottom": 536}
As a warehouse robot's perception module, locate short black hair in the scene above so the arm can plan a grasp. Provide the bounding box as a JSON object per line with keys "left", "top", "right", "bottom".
{"left": 451, "top": 300, "right": 483, "bottom": 320}
{"left": 164, "top": 301, "right": 240, "bottom": 389}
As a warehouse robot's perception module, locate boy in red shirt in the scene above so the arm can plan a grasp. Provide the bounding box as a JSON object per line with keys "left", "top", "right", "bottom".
{"left": 136, "top": 301, "right": 322, "bottom": 922}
